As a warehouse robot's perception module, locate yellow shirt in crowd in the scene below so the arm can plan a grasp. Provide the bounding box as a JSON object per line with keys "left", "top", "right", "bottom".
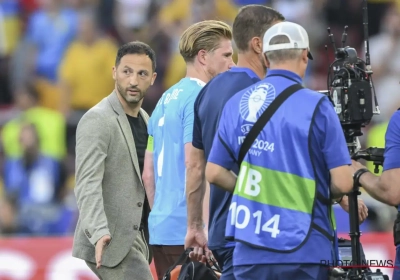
{"left": 59, "top": 38, "right": 117, "bottom": 110}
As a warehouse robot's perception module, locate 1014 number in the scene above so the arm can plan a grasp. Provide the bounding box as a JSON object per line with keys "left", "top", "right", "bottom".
{"left": 229, "top": 202, "right": 280, "bottom": 238}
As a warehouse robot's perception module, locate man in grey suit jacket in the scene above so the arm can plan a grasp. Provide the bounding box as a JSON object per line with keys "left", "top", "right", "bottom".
{"left": 73, "top": 41, "right": 157, "bottom": 280}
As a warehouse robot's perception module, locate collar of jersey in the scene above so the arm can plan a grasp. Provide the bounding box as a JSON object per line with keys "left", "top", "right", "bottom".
{"left": 186, "top": 77, "right": 206, "bottom": 87}
{"left": 229, "top": 67, "right": 259, "bottom": 80}
{"left": 266, "top": 69, "right": 303, "bottom": 83}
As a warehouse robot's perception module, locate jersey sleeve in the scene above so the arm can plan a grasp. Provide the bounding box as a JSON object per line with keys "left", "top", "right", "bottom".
{"left": 192, "top": 94, "right": 203, "bottom": 150}
{"left": 182, "top": 90, "right": 198, "bottom": 144}
{"left": 208, "top": 103, "right": 236, "bottom": 170}
{"left": 383, "top": 111, "right": 400, "bottom": 171}
{"left": 313, "top": 97, "right": 351, "bottom": 169}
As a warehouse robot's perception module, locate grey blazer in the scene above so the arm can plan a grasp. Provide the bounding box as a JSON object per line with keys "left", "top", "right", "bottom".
{"left": 72, "top": 91, "right": 150, "bottom": 267}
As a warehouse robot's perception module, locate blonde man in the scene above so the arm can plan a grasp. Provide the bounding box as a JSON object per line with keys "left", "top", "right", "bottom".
{"left": 142, "top": 20, "right": 234, "bottom": 279}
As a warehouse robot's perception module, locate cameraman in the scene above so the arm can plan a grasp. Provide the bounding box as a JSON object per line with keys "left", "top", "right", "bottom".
{"left": 205, "top": 21, "right": 366, "bottom": 280}
{"left": 352, "top": 109, "right": 400, "bottom": 279}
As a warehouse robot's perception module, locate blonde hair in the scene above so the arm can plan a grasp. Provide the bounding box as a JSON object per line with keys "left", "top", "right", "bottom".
{"left": 179, "top": 20, "right": 232, "bottom": 63}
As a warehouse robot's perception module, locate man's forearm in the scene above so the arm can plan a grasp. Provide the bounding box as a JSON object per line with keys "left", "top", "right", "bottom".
{"left": 202, "top": 182, "right": 210, "bottom": 233}
{"left": 217, "top": 170, "right": 237, "bottom": 192}
{"left": 143, "top": 176, "right": 155, "bottom": 209}
{"left": 206, "top": 163, "right": 237, "bottom": 193}
{"left": 143, "top": 151, "right": 155, "bottom": 208}
{"left": 333, "top": 195, "right": 345, "bottom": 204}
{"left": 144, "top": 184, "right": 155, "bottom": 209}
{"left": 359, "top": 172, "right": 393, "bottom": 205}
{"left": 210, "top": 170, "right": 237, "bottom": 193}
{"left": 330, "top": 183, "right": 348, "bottom": 199}
{"left": 186, "top": 166, "right": 206, "bottom": 229}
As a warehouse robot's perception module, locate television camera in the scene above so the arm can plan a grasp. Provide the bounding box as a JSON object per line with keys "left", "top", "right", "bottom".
{"left": 321, "top": 1, "right": 388, "bottom": 279}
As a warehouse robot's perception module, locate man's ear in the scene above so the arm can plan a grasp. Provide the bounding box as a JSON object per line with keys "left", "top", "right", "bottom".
{"left": 263, "top": 54, "right": 270, "bottom": 68}
{"left": 250, "top": 37, "right": 263, "bottom": 54}
{"left": 302, "top": 49, "right": 308, "bottom": 64}
{"left": 197, "top": 49, "right": 207, "bottom": 65}
{"left": 112, "top": 66, "right": 116, "bottom": 81}
{"left": 151, "top": 72, "right": 157, "bottom": 86}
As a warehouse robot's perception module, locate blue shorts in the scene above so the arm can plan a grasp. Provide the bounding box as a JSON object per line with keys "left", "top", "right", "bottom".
{"left": 234, "top": 264, "right": 329, "bottom": 280}
{"left": 212, "top": 247, "right": 234, "bottom": 280}
{"left": 393, "top": 245, "right": 400, "bottom": 280}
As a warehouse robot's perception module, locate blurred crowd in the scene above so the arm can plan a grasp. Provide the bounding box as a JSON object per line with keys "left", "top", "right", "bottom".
{"left": 0, "top": 0, "right": 399, "bottom": 237}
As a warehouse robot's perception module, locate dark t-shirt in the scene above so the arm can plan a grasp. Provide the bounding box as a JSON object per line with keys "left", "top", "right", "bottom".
{"left": 127, "top": 114, "right": 147, "bottom": 174}
{"left": 193, "top": 67, "right": 261, "bottom": 250}
{"left": 126, "top": 114, "right": 150, "bottom": 232}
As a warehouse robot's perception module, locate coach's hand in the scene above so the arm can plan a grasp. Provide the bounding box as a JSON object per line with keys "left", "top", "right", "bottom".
{"left": 185, "top": 227, "right": 211, "bottom": 263}
{"left": 339, "top": 196, "right": 368, "bottom": 224}
{"left": 95, "top": 234, "right": 111, "bottom": 269}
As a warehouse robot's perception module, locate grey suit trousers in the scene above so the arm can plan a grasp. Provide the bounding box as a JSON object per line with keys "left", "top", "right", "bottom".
{"left": 86, "top": 229, "right": 153, "bottom": 280}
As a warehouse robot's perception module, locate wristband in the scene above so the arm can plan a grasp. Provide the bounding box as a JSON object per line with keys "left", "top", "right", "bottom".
{"left": 146, "top": 135, "right": 154, "bottom": 152}
{"left": 353, "top": 168, "right": 370, "bottom": 186}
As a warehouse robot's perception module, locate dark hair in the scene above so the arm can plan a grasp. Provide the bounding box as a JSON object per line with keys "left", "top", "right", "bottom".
{"left": 115, "top": 41, "right": 157, "bottom": 71}
{"left": 233, "top": 5, "right": 285, "bottom": 52}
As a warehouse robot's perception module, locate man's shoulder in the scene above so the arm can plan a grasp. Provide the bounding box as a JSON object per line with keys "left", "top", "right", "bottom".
{"left": 221, "top": 82, "right": 260, "bottom": 122}
{"left": 228, "top": 79, "right": 265, "bottom": 103}
{"left": 298, "top": 88, "right": 328, "bottom": 106}
{"left": 78, "top": 97, "right": 112, "bottom": 126}
{"left": 211, "top": 70, "right": 257, "bottom": 88}
{"left": 296, "top": 88, "right": 332, "bottom": 118}
{"left": 161, "top": 78, "right": 202, "bottom": 102}
{"left": 195, "top": 72, "right": 235, "bottom": 105}
{"left": 89, "top": 96, "right": 112, "bottom": 114}
{"left": 183, "top": 79, "right": 205, "bottom": 99}
{"left": 197, "top": 71, "right": 259, "bottom": 112}
{"left": 185, "top": 77, "right": 206, "bottom": 88}
{"left": 388, "top": 110, "right": 400, "bottom": 129}
{"left": 301, "top": 87, "right": 325, "bottom": 96}
{"left": 171, "top": 80, "right": 203, "bottom": 109}
{"left": 172, "top": 77, "right": 204, "bottom": 94}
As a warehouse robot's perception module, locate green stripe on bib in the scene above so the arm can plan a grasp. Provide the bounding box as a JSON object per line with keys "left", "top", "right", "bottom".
{"left": 234, "top": 161, "right": 315, "bottom": 213}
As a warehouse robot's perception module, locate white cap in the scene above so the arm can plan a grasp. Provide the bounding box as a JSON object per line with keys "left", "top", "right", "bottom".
{"left": 263, "top": 21, "right": 313, "bottom": 60}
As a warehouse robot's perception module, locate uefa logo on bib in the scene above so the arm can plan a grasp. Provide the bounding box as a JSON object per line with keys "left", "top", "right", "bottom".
{"left": 239, "top": 83, "right": 276, "bottom": 135}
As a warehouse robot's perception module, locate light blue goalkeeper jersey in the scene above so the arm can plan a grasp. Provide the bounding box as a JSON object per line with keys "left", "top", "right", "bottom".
{"left": 147, "top": 77, "right": 205, "bottom": 245}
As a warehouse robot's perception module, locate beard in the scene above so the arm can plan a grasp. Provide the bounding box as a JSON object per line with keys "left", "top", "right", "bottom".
{"left": 116, "top": 81, "right": 144, "bottom": 104}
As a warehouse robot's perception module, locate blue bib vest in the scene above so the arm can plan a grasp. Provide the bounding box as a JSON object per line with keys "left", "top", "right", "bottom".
{"left": 398, "top": 107, "right": 400, "bottom": 213}
{"left": 226, "top": 80, "right": 337, "bottom": 257}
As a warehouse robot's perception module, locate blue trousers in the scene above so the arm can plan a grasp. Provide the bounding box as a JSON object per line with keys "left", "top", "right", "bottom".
{"left": 393, "top": 245, "right": 400, "bottom": 280}
{"left": 234, "top": 264, "right": 329, "bottom": 280}
{"left": 212, "top": 247, "right": 235, "bottom": 280}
